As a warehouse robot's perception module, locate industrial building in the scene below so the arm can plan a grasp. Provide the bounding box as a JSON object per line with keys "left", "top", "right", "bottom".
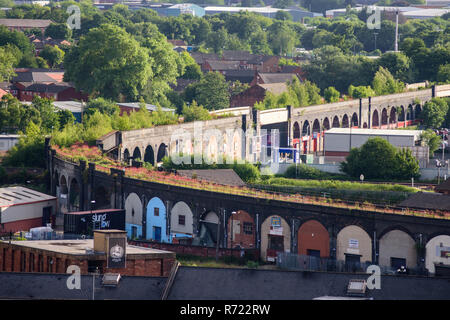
{"left": 0, "top": 186, "right": 57, "bottom": 234}
{"left": 0, "top": 229, "right": 176, "bottom": 276}
{"left": 323, "top": 128, "right": 429, "bottom": 166}
{"left": 0, "top": 134, "right": 20, "bottom": 153}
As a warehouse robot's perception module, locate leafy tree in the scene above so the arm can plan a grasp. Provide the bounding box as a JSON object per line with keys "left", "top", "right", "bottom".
{"left": 437, "top": 64, "right": 450, "bottom": 83}
{"left": 267, "top": 21, "right": 296, "bottom": 56}
{"left": 45, "top": 23, "right": 72, "bottom": 40}
{"left": 420, "top": 129, "right": 442, "bottom": 157}
{"left": 341, "top": 137, "right": 418, "bottom": 180}
{"left": 324, "top": 86, "right": 340, "bottom": 103}
{"left": 0, "top": 46, "right": 16, "bottom": 81}
{"left": 420, "top": 98, "right": 449, "bottom": 129}
{"left": 57, "top": 109, "right": 76, "bottom": 128}
{"left": 85, "top": 98, "right": 120, "bottom": 117}
{"left": 372, "top": 66, "right": 404, "bottom": 96}
{"left": 39, "top": 45, "right": 65, "bottom": 68}
{"left": 377, "top": 51, "right": 413, "bottom": 83}
{"left": 185, "top": 72, "right": 230, "bottom": 111}
{"left": 31, "top": 96, "right": 60, "bottom": 133}
{"left": 348, "top": 85, "right": 375, "bottom": 98}
{"left": 64, "top": 24, "right": 152, "bottom": 100}
{"left": 274, "top": 11, "right": 292, "bottom": 21}
{"left": 182, "top": 100, "right": 211, "bottom": 122}
{"left": 3, "top": 121, "right": 46, "bottom": 168}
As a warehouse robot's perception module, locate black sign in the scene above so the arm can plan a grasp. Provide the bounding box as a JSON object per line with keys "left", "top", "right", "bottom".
{"left": 107, "top": 237, "right": 126, "bottom": 269}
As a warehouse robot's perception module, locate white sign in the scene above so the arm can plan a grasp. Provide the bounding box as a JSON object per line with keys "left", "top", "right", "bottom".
{"left": 349, "top": 238, "right": 359, "bottom": 248}
{"left": 269, "top": 226, "right": 283, "bottom": 236}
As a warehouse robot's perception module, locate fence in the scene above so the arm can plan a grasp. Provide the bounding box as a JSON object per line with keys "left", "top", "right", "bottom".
{"left": 129, "top": 239, "right": 259, "bottom": 261}
{"left": 276, "top": 252, "right": 428, "bottom": 276}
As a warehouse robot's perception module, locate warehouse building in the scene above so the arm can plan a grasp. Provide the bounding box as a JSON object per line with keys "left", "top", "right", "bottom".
{"left": 0, "top": 229, "right": 176, "bottom": 276}
{"left": 0, "top": 186, "right": 57, "bottom": 233}
{"left": 323, "top": 128, "right": 428, "bottom": 166}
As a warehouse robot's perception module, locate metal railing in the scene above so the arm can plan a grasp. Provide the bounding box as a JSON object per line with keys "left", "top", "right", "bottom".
{"left": 276, "top": 252, "right": 427, "bottom": 276}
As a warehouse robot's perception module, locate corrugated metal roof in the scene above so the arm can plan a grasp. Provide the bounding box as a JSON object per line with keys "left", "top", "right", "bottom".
{"left": 325, "top": 128, "right": 423, "bottom": 138}
{"left": 0, "top": 186, "right": 56, "bottom": 207}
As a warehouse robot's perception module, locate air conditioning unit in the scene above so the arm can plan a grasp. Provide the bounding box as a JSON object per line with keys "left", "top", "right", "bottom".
{"left": 102, "top": 273, "right": 121, "bottom": 287}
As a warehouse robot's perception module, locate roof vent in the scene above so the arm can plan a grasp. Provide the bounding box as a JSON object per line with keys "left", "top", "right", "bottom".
{"left": 102, "top": 273, "right": 121, "bottom": 287}
{"left": 346, "top": 279, "right": 367, "bottom": 297}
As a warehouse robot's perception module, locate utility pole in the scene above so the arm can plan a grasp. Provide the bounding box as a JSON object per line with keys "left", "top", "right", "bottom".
{"left": 394, "top": 10, "right": 399, "bottom": 52}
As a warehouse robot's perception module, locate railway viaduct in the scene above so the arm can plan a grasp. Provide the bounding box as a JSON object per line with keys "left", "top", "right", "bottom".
{"left": 47, "top": 146, "right": 450, "bottom": 273}
{"left": 97, "top": 84, "right": 450, "bottom": 162}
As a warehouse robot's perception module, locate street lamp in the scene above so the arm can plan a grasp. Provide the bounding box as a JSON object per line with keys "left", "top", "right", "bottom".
{"left": 91, "top": 200, "right": 96, "bottom": 230}
{"left": 230, "top": 211, "right": 237, "bottom": 248}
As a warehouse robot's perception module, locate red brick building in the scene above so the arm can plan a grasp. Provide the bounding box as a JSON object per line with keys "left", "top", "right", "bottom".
{"left": 15, "top": 82, "right": 88, "bottom": 102}
{"left": 0, "top": 19, "right": 52, "bottom": 34}
{"left": 230, "top": 83, "right": 288, "bottom": 108}
{"left": 0, "top": 230, "right": 176, "bottom": 277}
{"left": 227, "top": 210, "right": 256, "bottom": 249}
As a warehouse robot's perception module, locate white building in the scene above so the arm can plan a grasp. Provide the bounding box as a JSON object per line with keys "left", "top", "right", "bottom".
{"left": 0, "top": 134, "right": 20, "bottom": 153}
{"left": 0, "top": 186, "right": 57, "bottom": 234}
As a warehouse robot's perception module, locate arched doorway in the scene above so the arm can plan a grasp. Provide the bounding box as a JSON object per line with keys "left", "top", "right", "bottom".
{"left": 69, "top": 178, "right": 80, "bottom": 212}
{"left": 337, "top": 225, "right": 372, "bottom": 270}
{"left": 323, "top": 118, "right": 330, "bottom": 131}
{"left": 379, "top": 229, "right": 417, "bottom": 269}
{"left": 261, "top": 215, "right": 290, "bottom": 262}
{"left": 132, "top": 147, "right": 142, "bottom": 161}
{"left": 227, "top": 210, "right": 255, "bottom": 249}
{"left": 372, "top": 110, "right": 379, "bottom": 127}
{"left": 156, "top": 143, "right": 167, "bottom": 163}
{"left": 342, "top": 114, "right": 349, "bottom": 128}
{"left": 146, "top": 197, "right": 168, "bottom": 242}
{"left": 381, "top": 108, "right": 388, "bottom": 126}
{"left": 171, "top": 201, "right": 194, "bottom": 243}
{"left": 425, "top": 235, "right": 450, "bottom": 274}
{"left": 332, "top": 116, "right": 340, "bottom": 128}
{"left": 144, "top": 145, "right": 154, "bottom": 166}
{"left": 297, "top": 220, "right": 330, "bottom": 258}
{"left": 125, "top": 193, "right": 143, "bottom": 239}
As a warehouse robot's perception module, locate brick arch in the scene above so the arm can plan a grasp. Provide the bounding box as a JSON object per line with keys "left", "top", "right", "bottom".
{"left": 332, "top": 115, "right": 340, "bottom": 128}
{"left": 123, "top": 148, "right": 130, "bottom": 163}
{"left": 379, "top": 229, "right": 417, "bottom": 269}
{"left": 398, "top": 106, "right": 405, "bottom": 122}
{"left": 372, "top": 109, "right": 379, "bottom": 127}
{"left": 378, "top": 224, "right": 414, "bottom": 240}
{"left": 342, "top": 114, "right": 349, "bottom": 128}
{"left": 69, "top": 177, "right": 80, "bottom": 211}
{"left": 336, "top": 224, "right": 372, "bottom": 263}
{"left": 312, "top": 119, "right": 320, "bottom": 133}
{"left": 323, "top": 117, "right": 330, "bottom": 131}
{"left": 351, "top": 112, "right": 358, "bottom": 127}
{"left": 293, "top": 121, "right": 300, "bottom": 139}
{"left": 389, "top": 107, "right": 397, "bottom": 124}
{"left": 144, "top": 145, "right": 155, "bottom": 166}
{"left": 227, "top": 210, "right": 255, "bottom": 249}
{"left": 297, "top": 219, "right": 330, "bottom": 258}
{"left": 302, "top": 120, "right": 310, "bottom": 135}
{"left": 132, "top": 146, "right": 142, "bottom": 161}
{"left": 381, "top": 108, "right": 388, "bottom": 125}
{"left": 156, "top": 143, "right": 167, "bottom": 163}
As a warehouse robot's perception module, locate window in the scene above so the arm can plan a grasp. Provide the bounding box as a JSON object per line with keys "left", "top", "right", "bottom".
{"left": 178, "top": 215, "right": 185, "bottom": 226}
{"left": 154, "top": 207, "right": 159, "bottom": 216}
{"left": 29, "top": 253, "right": 34, "bottom": 272}
{"left": 268, "top": 235, "right": 284, "bottom": 251}
{"left": 243, "top": 222, "right": 253, "bottom": 235}
{"left": 131, "top": 208, "right": 135, "bottom": 217}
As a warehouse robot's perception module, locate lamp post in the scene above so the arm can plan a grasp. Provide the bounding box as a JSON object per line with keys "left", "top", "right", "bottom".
{"left": 230, "top": 211, "right": 237, "bottom": 248}
{"left": 90, "top": 200, "right": 96, "bottom": 230}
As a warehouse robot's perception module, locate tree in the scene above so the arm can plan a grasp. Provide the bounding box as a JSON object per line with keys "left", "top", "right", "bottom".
{"left": 274, "top": 11, "right": 292, "bottom": 21}
{"left": 420, "top": 129, "right": 442, "bottom": 157}
{"left": 437, "top": 64, "right": 450, "bottom": 84}
{"left": 267, "top": 21, "right": 295, "bottom": 56}
{"left": 420, "top": 98, "right": 449, "bottom": 129}
{"left": 31, "top": 96, "right": 60, "bottom": 133}
{"left": 85, "top": 97, "right": 120, "bottom": 117}
{"left": 377, "top": 51, "right": 413, "bottom": 83}
{"left": 341, "top": 137, "right": 418, "bottom": 180}
{"left": 57, "top": 109, "right": 76, "bottom": 128}
{"left": 45, "top": 22, "right": 72, "bottom": 40}
{"left": 0, "top": 46, "right": 16, "bottom": 81}
{"left": 348, "top": 85, "right": 375, "bottom": 98}
{"left": 323, "top": 86, "right": 340, "bottom": 103}
{"left": 39, "top": 45, "right": 65, "bottom": 68}
{"left": 372, "top": 66, "right": 404, "bottom": 96}
{"left": 64, "top": 24, "right": 152, "bottom": 101}
{"left": 182, "top": 100, "right": 211, "bottom": 122}
{"left": 186, "top": 72, "right": 230, "bottom": 111}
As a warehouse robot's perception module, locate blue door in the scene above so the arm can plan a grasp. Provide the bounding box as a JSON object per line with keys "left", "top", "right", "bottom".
{"left": 153, "top": 226, "right": 162, "bottom": 242}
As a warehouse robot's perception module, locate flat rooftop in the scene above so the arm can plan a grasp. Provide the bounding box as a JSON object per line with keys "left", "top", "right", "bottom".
{"left": 2, "top": 239, "right": 175, "bottom": 258}
{"left": 0, "top": 186, "right": 56, "bottom": 208}
{"left": 325, "top": 128, "right": 423, "bottom": 137}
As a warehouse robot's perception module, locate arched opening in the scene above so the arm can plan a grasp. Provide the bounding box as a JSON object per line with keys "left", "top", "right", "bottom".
{"left": 312, "top": 119, "right": 320, "bottom": 133}
{"left": 123, "top": 149, "right": 130, "bottom": 163}
{"left": 156, "top": 143, "right": 167, "bottom": 163}
{"left": 342, "top": 114, "right": 349, "bottom": 128}
{"left": 293, "top": 122, "right": 300, "bottom": 139}
{"left": 379, "top": 229, "right": 417, "bottom": 270}
{"left": 389, "top": 107, "right": 397, "bottom": 124}
{"left": 351, "top": 112, "right": 358, "bottom": 127}
{"left": 227, "top": 210, "right": 255, "bottom": 249}
{"left": 132, "top": 147, "right": 141, "bottom": 161}
{"left": 363, "top": 122, "right": 368, "bottom": 128}
{"left": 415, "top": 104, "right": 422, "bottom": 119}
{"left": 60, "top": 175, "right": 68, "bottom": 195}
{"left": 337, "top": 225, "right": 372, "bottom": 271}
{"left": 297, "top": 220, "right": 330, "bottom": 259}
{"left": 94, "top": 185, "right": 111, "bottom": 210}
{"left": 69, "top": 178, "right": 80, "bottom": 212}
{"left": 323, "top": 118, "right": 330, "bottom": 131}
{"left": 372, "top": 110, "right": 379, "bottom": 127}
{"left": 144, "top": 145, "right": 155, "bottom": 166}
{"left": 261, "top": 215, "right": 291, "bottom": 262}
{"left": 146, "top": 197, "right": 168, "bottom": 242}
{"left": 398, "top": 106, "right": 405, "bottom": 122}
{"left": 406, "top": 105, "right": 413, "bottom": 121}
{"left": 192, "top": 211, "right": 219, "bottom": 247}
{"left": 425, "top": 235, "right": 450, "bottom": 274}
{"left": 125, "top": 193, "right": 143, "bottom": 239}
{"left": 171, "top": 201, "right": 194, "bottom": 243}
{"left": 302, "top": 120, "right": 310, "bottom": 136}
{"left": 381, "top": 108, "right": 388, "bottom": 126}
{"left": 332, "top": 116, "right": 340, "bottom": 128}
